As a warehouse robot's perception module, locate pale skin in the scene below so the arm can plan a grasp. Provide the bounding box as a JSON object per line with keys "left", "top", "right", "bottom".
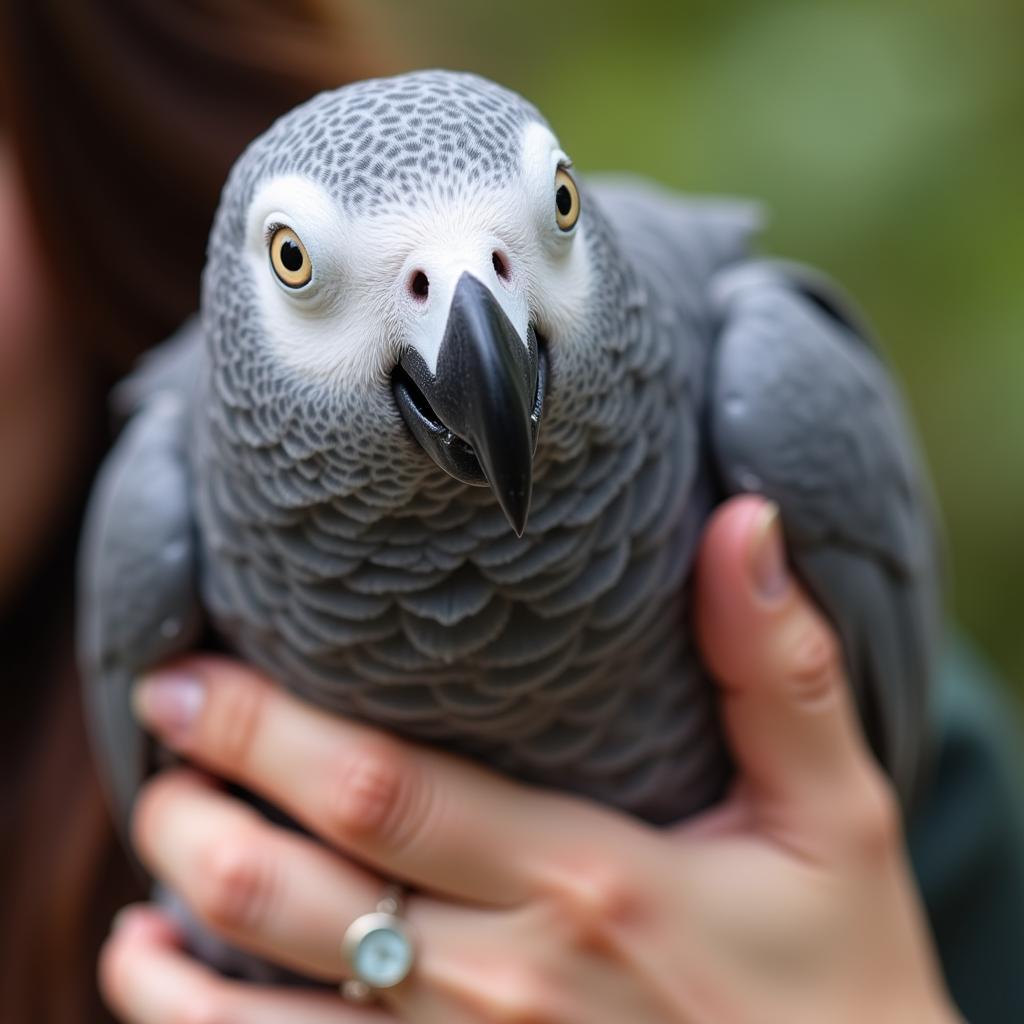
{"left": 96, "top": 495, "right": 962, "bottom": 1023}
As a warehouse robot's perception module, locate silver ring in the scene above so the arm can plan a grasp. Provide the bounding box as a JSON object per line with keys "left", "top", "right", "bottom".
{"left": 340, "top": 885, "right": 415, "bottom": 1002}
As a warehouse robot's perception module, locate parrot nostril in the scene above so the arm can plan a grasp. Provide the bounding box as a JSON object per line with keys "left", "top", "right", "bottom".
{"left": 492, "top": 250, "right": 510, "bottom": 281}
{"left": 409, "top": 270, "right": 430, "bottom": 301}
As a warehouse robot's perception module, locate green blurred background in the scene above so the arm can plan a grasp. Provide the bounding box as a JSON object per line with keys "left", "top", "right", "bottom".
{"left": 377, "top": 0, "right": 1024, "bottom": 702}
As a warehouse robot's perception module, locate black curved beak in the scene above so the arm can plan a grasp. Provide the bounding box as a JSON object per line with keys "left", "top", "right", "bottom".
{"left": 392, "top": 273, "right": 544, "bottom": 536}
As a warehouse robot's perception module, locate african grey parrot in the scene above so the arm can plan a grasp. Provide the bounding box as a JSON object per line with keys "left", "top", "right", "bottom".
{"left": 79, "top": 70, "right": 941, "bottom": 841}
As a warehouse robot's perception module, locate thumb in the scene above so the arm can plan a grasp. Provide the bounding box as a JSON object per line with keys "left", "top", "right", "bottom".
{"left": 694, "top": 495, "right": 891, "bottom": 850}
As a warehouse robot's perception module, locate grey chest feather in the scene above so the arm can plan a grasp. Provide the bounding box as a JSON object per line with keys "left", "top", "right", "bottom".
{"left": 194, "top": 357, "right": 725, "bottom": 825}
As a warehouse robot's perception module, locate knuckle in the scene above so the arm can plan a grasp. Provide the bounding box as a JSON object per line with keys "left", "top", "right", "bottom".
{"left": 545, "top": 854, "right": 641, "bottom": 948}
{"left": 193, "top": 830, "right": 273, "bottom": 932}
{"left": 786, "top": 619, "right": 843, "bottom": 706}
{"left": 847, "top": 772, "right": 902, "bottom": 861}
{"left": 325, "top": 736, "right": 424, "bottom": 849}
{"left": 201, "top": 671, "right": 268, "bottom": 770}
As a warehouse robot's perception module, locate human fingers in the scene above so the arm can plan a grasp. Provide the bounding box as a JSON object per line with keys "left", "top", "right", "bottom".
{"left": 130, "top": 776, "right": 664, "bottom": 1024}
{"left": 133, "top": 660, "right": 648, "bottom": 907}
{"left": 99, "top": 904, "right": 389, "bottom": 1024}
{"left": 693, "top": 495, "right": 899, "bottom": 856}
{"left": 132, "top": 769, "right": 384, "bottom": 980}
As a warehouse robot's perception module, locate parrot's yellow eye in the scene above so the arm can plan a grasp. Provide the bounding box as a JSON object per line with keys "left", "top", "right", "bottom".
{"left": 269, "top": 226, "right": 312, "bottom": 289}
{"left": 554, "top": 167, "right": 580, "bottom": 232}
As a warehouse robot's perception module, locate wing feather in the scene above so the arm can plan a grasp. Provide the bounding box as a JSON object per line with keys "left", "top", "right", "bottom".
{"left": 78, "top": 392, "right": 202, "bottom": 833}
{"left": 709, "top": 261, "right": 943, "bottom": 802}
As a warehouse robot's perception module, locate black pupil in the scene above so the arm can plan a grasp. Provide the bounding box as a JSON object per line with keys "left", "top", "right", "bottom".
{"left": 280, "top": 239, "right": 304, "bottom": 273}
{"left": 556, "top": 184, "right": 573, "bottom": 217}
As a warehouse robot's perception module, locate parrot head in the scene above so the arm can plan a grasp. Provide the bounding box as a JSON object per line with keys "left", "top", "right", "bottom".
{"left": 205, "top": 71, "right": 596, "bottom": 536}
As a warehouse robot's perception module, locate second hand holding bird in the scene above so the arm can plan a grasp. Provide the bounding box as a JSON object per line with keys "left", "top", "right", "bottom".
{"left": 100, "top": 496, "right": 959, "bottom": 1024}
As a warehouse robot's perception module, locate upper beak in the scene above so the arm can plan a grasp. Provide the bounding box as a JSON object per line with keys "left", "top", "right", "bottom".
{"left": 392, "top": 272, "right": 545, "bottom": 536}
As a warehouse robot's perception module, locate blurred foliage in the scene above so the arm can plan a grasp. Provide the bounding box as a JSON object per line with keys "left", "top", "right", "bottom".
{"left": 377, "top": 0, "right": 1024, "bottom": 698}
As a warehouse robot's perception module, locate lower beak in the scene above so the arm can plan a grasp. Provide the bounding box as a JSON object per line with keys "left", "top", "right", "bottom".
{"left": 392, "top": 273, "right": 544, "bottom": 536}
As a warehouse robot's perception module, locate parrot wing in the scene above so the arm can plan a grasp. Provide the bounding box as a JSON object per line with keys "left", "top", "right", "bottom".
{"left": 78, "top": 329, "right": 204, "bottom": 835}
{"left": 708, "top": 260, "right": 943, "bottom": 803}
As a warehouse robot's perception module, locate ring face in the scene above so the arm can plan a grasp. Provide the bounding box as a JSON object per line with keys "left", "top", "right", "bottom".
{"left": 342, "top": 911, "right": 415, "bottom": 990}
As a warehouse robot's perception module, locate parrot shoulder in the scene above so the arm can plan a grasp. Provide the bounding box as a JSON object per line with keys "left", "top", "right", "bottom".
{"left": 111, "top": 315, "right": 204, "bottom": 418}
{"left": 586, "top": 175, "right": 764, "bottom": 275}
{"left": 707, "top": 259, "right": 943, "bottom": 804}
{"left": 78, "top": 326, "right": 204, "bottom": 834}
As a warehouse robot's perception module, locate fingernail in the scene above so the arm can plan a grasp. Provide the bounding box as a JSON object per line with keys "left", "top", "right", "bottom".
{"left": 133, "top": 670, "right": 205, "bottom": 742}
{"left": 749, "top": 502, "right": 790, "bottom": 601}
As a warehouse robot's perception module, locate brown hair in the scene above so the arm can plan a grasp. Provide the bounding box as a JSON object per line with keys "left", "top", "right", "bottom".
{"left": 0, "top": 3, "right": 387, "bottom": 1019}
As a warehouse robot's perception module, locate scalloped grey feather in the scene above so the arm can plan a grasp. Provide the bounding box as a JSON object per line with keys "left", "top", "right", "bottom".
{"left": 79, "top": 71, "right": 942, "bottom": 853}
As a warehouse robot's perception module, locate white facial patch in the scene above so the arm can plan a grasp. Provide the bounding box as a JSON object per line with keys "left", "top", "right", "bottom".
{"left": 245, "top": 175, "right": 393, "bottom": 388}
{"left": 517, "top": 121, "right": 593, "bottom": 345}
{"left": 243, "top": 131, "right": 593, "bottom": 390}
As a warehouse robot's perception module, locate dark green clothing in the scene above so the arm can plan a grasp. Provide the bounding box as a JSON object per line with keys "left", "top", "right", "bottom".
{"left": 909, "top": 640, "right": 1024, "bottom": 1022}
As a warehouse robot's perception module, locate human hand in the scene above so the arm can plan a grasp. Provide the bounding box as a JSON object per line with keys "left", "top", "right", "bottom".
{"left": 99, "top": 495, "right": 960, "bottom": 1023}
